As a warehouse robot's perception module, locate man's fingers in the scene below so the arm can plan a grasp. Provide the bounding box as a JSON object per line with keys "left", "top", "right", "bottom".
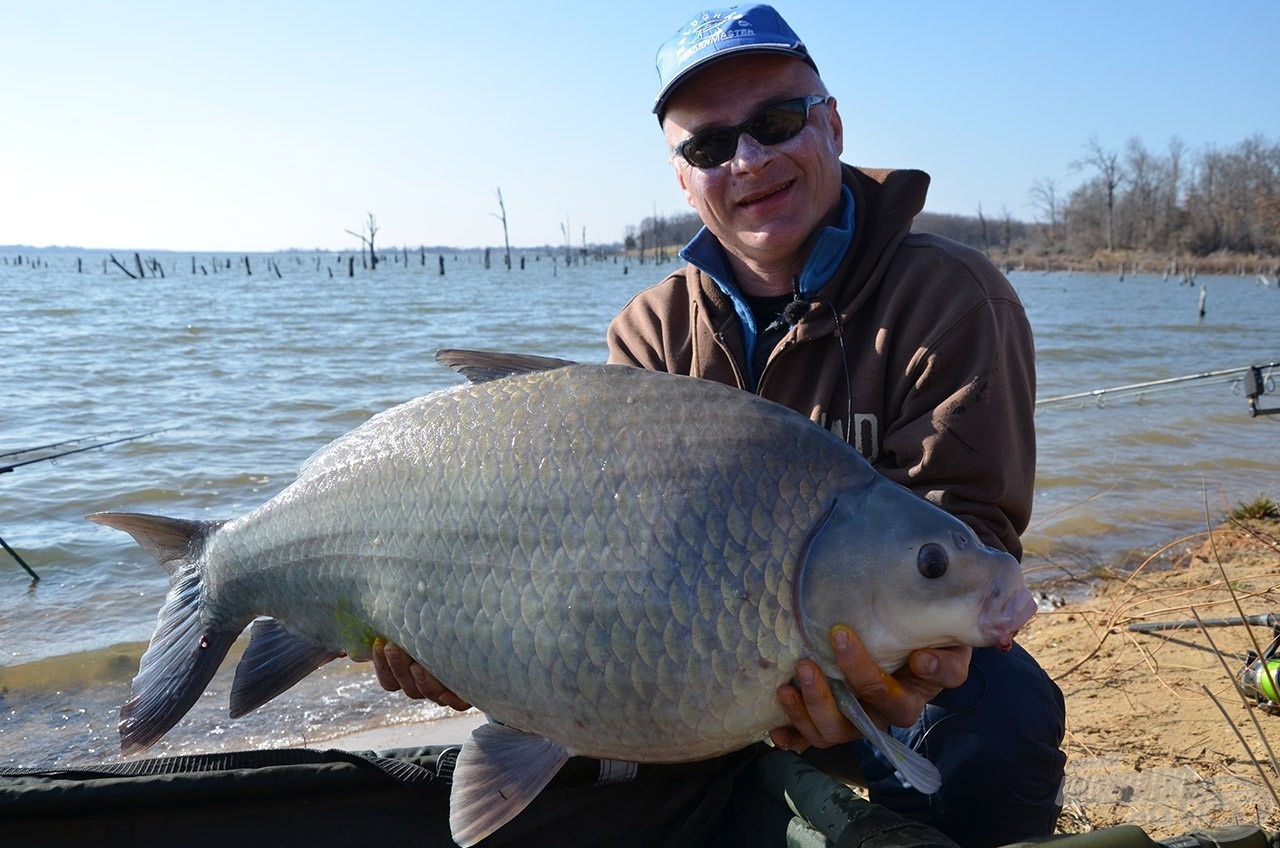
{"left": 831, "top": 626, "right": 920, "bottom": 729}
{"left": 908, "top": 645, "right": 972, "bottom": 689}
{"left": 371, "top": 638, "right": 403, "bottom": 693}
{"left": 409, "top": 663, "right": 473, "bottom": 711}
{"left": 794, "top": 660, "right": 853, "bottom": 744}
{"left": 382, "top": 641, "right": 426, "bottom": 699}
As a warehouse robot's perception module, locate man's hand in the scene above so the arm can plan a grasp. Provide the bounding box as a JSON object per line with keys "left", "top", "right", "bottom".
{"left": 769, "top": 625, "right": 970, "bottom": 751}
{"left": 369, "top": 639, "right": 472, "bottom": 711}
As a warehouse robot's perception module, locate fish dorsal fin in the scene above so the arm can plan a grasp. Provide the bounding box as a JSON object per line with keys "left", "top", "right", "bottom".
{"left": 830, "top": 681, "right": 941, "bottom": 794}
{"left": 86, "top": 512, "right": 222, "bottom": 575}
{"left": 435, "top": 349, "right": 577, "bottom": 384}
{"left": 449, "top": 720, "right": 571, "bottom": 846}
{"left": 230, "top": 617, "right": 341, "bottom": 718}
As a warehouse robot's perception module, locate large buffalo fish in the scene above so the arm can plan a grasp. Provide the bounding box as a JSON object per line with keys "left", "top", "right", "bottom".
{"left": 91, "top": 350, "right": 1036, "bottom": 846}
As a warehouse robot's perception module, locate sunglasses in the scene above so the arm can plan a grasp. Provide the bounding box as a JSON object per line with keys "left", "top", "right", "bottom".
{"left": 674, "top": 95, "right": 829, "bottom": 169}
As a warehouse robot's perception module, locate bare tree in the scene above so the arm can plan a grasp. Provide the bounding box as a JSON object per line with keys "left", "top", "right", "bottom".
{"left": 345, "top": 213, "right": 380, "bottom": 270}
{"left": 1072, "top": 136, "right": 1124, "bottom": 251}
{"left": 492, "top": 188, "right": 512, "bottom": 270}
{"left": 1162, "top": 136, "right": 1187, "bottom": 250}
{"left": 975, "top": 203, "right": 991, "bottom": 256}
{"left": 1029, "top": 177, "right": 1061, "bottom": 249}
{"left": 999, "top": 205, "right": 1014, "bottom": 253}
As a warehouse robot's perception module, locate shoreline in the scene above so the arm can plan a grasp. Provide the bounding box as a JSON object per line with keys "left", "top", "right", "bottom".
{"left": 323, "top": 710, "right": 487, "bottom": 751}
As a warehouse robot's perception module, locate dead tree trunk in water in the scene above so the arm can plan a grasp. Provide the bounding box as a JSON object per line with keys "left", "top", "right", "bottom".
{"left": 493, "top": 188, "right": 512, "bottom": 270}
{"left": 109, "top": 254, "right": 138, "bottom": 279}
{"left": 345, "top": 213, "right": 380, "bottom": 270}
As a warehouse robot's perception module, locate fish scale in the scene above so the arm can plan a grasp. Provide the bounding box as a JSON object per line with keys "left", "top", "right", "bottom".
{"left": 90, "top": 353, "right": 1035, "bottom": 846}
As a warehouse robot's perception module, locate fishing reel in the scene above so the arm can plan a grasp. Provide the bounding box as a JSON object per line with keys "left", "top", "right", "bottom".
{"left": 1245, "top": 363, "right": 1279, "bottom": 417}
{"left": 1238, "top": 623, "right": 1280, "bottom": 715}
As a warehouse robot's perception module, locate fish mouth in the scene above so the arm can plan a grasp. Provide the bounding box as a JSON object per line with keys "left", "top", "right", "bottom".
{"left": 980, "top": 588, "right": 1038, "bottom": 652}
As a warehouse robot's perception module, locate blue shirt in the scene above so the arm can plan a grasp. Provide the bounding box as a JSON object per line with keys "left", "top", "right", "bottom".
{"left": 678, "top": 184, "right": 855, "bottom": 390}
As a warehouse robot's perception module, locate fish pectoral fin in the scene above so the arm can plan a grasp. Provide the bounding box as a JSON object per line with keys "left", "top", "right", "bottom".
{"left": 449, "top": 720, "right": 571, "bottom": 847}
{"left": 229, "top": 618, "right": 341, "bottom": 718}
{"left": 830, "top": 680, "right": 941, "bottom": 795}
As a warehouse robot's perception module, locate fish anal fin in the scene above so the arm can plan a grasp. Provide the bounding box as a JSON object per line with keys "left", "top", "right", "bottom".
{"left": 230, "top": 617, "right": 341, "bottom": 718}
{"left": 435, "top": 349, "right": 576, "bottom": 384}
{"left": 830, "top": 680, "right": 941, "bottom": 794}
{"left": 449, "top": 721, "right": 571, "bottom": 846}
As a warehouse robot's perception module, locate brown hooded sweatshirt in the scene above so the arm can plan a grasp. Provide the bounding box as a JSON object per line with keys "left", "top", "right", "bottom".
{"left": 606, "top": 165, "right": 1036, "bottom": 559}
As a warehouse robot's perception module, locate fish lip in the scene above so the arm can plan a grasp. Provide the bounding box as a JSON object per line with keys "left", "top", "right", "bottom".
{"left": 979, "top": 588, "right": 1038, "bottom": 649}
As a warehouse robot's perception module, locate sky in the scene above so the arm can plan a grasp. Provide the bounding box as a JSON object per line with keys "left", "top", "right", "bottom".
{"left": 2, "top": 0, "right": 1278, "bottom": 253}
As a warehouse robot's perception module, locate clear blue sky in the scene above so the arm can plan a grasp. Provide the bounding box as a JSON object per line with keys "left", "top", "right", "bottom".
{"left": 2, "top": 1, "right": 1277, "bottom": 253}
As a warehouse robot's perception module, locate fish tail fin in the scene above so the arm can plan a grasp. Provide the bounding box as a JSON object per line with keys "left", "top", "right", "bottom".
{"left": 87, "top": 512, "right": 242, "bottom": 755}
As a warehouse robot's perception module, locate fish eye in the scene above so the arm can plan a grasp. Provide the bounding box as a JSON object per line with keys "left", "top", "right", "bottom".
{"left": 917, "top": 543, "right": 949, "bottom": 579}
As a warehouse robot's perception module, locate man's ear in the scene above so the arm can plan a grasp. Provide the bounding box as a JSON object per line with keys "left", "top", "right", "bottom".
{"left": 827, "top": 97, "right": 844, "bottom": 156}
{"left": 674, "top": 161, "right": 697, "bottom": 208}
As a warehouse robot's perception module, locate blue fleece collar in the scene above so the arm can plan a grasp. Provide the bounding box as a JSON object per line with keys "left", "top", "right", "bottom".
{"left": 679, "top": 184, "right": 855, "bottom": 388}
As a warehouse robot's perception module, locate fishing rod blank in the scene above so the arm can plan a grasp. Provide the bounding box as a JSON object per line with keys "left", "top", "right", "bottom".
{"left": 0, "top": 427, "right": 175, "bottom": 474}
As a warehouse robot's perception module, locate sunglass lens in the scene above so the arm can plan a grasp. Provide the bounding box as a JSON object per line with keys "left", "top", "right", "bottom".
{"left": 750, "top": 101, "right": 807, "bottom": 146}
{"left": 685, "top": 132, "right": 735, "bottom": 169}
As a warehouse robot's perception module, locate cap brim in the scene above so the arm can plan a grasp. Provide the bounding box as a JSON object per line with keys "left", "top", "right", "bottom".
{"left": 653, "top": 46, "right": 816, "bottom": 117}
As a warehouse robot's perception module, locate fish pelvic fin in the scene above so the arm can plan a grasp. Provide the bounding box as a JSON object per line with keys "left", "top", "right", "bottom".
{"left": 87, "top": 512, "right": 242, "bottom": 755}
{"left": 230, "top": 617, "right": 341, "bottom": 718}
{"left": 830, "top": 680, "right": 942, "bottom": 795}
{"left": 449, "top": 721, "right": 571, "bottom": 846}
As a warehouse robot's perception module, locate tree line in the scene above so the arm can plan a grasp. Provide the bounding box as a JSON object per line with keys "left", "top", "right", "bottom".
{"left": 1039, "top": 133, "right": 1280, "bottom": 258}
{"left": 625, "top": 133, "right": 1280, "bottom": 263}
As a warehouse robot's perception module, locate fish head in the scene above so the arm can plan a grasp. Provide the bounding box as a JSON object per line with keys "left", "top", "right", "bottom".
{"left": 794, "top": 477, "right": 1036, "bottom": 675}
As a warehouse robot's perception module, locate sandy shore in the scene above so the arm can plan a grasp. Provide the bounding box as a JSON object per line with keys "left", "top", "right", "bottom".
{"left": 325, "top": 710, "right": 487, "bottom": 751}
{"left": 1019, "top": 518, "right": 1280, "bottom": 836}
{"left": 322, "top": 519, "right": 1280, "bottom": 838}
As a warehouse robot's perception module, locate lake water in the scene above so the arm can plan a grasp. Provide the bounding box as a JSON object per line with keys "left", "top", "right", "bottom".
{"left": 2, "top": 247, "right": 1277, "bottom": 768}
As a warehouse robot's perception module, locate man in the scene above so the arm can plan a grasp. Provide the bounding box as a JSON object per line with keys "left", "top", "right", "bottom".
{"left": 606, "top": 5, "right": 1065, "bottom": 844}
{"left": 375, "top": 5, "right": 1066, "bottom": 845}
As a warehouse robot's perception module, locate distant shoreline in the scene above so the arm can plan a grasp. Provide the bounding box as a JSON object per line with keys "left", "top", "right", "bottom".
{"left": 3, "top": 244, "right": 1277, "bottom": 280}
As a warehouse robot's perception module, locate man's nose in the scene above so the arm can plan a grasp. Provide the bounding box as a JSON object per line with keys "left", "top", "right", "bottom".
{"left": 731, "top": 131, "right": 773, "bottom": 170}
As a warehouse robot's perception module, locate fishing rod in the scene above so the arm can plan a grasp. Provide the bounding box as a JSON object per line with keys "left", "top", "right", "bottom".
{"left": 0, "top": 427, "right": 176, "bottom": 475}
{"left": 1035, "top": 361, "right": 1280, "bottom": 416}
{"left": 1, "top": 426, "right": 175, "bottom": 582}
{"left": 0, "top": 430, "right": 165, "bottom": 460}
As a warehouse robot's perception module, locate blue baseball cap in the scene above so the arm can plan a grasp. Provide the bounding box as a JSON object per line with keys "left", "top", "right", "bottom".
{"left": 653, "top": 4, "right": 818, "bottom": 119}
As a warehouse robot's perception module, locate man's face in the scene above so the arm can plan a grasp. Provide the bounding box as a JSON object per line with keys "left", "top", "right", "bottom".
{"left": 662, "top": 54, "right": 844, "bottom": 276}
